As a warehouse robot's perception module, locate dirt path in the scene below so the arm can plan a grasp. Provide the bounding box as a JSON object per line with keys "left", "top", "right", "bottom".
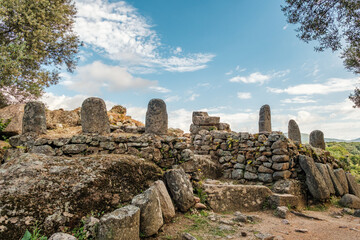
{"left": 150, "top": 207, "right": 360, "bottom": 240}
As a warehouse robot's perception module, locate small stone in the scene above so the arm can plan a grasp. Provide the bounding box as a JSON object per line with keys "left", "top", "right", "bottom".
{"left": 181, "top": 232, "right": 197, "bottom": 240}
{"left": 194, "top": 203, "right": 207, "bottom": 209}
{"left": 295, "top": 229, "right": 308, "bottom": 233}
{"left": 354, "top": 209, "right": 360, "bottom": 217}
{"left": 49, "top": 233, "right": 77, "bottom": 240}
{"left": 254, "top": 232, "right": 274, "bottom": 240}
{"left": 241, "top": 232, "right": 247, "bottom": 237}
{"left": 282, "top": 219, "right": 290, "bottom": 225}
{"left": 275, "top": 206, "right": 288, "bottom": 219}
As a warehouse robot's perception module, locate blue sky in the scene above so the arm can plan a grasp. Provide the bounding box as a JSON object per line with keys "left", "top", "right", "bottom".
{"left": 42, "top": 0, "right": 360, "bottom": 140}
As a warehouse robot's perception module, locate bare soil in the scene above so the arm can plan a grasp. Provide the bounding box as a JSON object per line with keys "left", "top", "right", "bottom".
{"left": 149, "top": 206, "right": 360, "bottom": 240}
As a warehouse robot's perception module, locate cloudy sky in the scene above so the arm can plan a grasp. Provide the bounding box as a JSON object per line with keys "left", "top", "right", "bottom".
{"left": 42, "top": 0, "right": 360, "bottom": 140}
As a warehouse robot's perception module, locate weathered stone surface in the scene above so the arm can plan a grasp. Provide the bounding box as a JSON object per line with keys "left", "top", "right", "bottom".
{"left": 315, "top": 163, "right": 335, "bottom": 195}
{"left": 0, "top": 104, "right": 24, "bottom": 135}
{"left": 299, "top": 155, "right": 330, "bottom": 200}
{"left": 326, "top": 164, "right": 345, "bottom": 196}
{"left": 61, "top": 144, "right": 87, "bottom": 154}
{"left": 346, "top": 173, "right": 360, "bottom": 198}
{"left": 145, "top": 99, "right": 168, "bottom": 135}
{"left": 259, "top": 104, "right": 271, "bottom": 133}
{"left": 164, "top": 168, "right": 195, "bottom": 212}
{"left": 273, "top": 171, "right": 292, "bottom": 180}
{"left": 22, "top": 101, "right": 47, "bottom": 134}
{"left": 269, "top": 194, "right": 299, "bottom": 209}
{"left": 193, "top": 116, "right": 220, "bottom": 126}
{"left": 49, "top": 233, "right": 77, "bottom": 240}
{"left": 258, "top": 173, "right": 273, "bottom": 183}
{"left": 153, "top": 180, "right": 175, "bottom": 223}
{"left": 46, "top": 108, "right": 81, "bottom": 129}
{"left": 0, "top": 153, "right": 162, "bottom": 239}
{"left": 272, "top": 179, "right": 307, "bottom": 207}
{"left": 272, "top": 162, "right": 289, "bottom": 171}
{"left": 309, "top": 130, "right": 325, "bottom": 150}
{"left": 81, "top": 97, "right": 110, "bottom": 134}
{"left": 275, "top": 206, "right": 289, "bottom": 219}
{"left": 203, "top": 183, "right": 273, "bottom": 212}
{"left": 132, "top": 186, "right": 163, "bottom": 237}
{"left": 288, "top": 119, "right": 301, "bottom": 143}
{"left": 244, "top": 171, "right": 258, "bottom": 180}
{"left": 97, "top": 205, "right": 140, "bottom": 240}
{"left": 232, "top": 169, "right": 244, "bottom": 180}
{"left": 334, "top": 168, "right": 349, "bottom": 194}
{"left": 272, "top": 155, "right": 289, "bottom": 163}
{"left": 339, "top": 194, "right": 360, "bottom": 209}
{"left": 30, "top": 145, "right": 55, "bottom": 156}
{"left": 258, "top": 165, "right": 273, "bottom": 173}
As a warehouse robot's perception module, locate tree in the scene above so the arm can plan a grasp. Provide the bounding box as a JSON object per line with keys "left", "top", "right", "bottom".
{"left": 281, "top": 0, "right": 360, "bottom": 107}
{"left": 0, "top": 0, "right": 80, "bottom": 106}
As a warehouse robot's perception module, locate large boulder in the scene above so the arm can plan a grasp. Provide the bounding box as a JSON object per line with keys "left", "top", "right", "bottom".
{"left": 298, "top": 155, "right": 330, "bottom": 200}
{"left": 0, "top": 104, "right": 24, "bottom": 135}
{"left": 97, "top": 205, "right": 140, "bottom": 240}
{"left": 164, "top": 168, "right": 195, "bottom": 212}
{"left": 346, "top": 173, "right": 360, "bottom": 198}
{"left": 0, "top": 153, "right": 162, "bottom": 239}
{"left": 339, "top": 194, "right": 360, "bottom": 209}
{"left": 334, "top": 168, "right": 349, "bottom": 194}
{"left": 203, "top": 183, "right": 273, "bottom": 212}
{"left": 153, "top": 180, "right": 175, "bottom": 223}
{"left": 131, "top": 186, "right": 163, "bottom": 237}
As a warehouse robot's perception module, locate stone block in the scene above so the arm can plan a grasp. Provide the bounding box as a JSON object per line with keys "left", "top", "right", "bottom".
{"left": 145, "top": 99, "right": 168, "bottom": 135}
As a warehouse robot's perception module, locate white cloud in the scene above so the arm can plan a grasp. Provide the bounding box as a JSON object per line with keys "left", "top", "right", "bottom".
{"left": 229, "top": 70, "right": 289, "bottom": 85}
{"left": 75, "top": 0, "right": 215, "bottom": 72}
{"left": 225, "top": 70, "right": 233, "bottom": 75}
{"left": 283, "top": 24, "right": 288, "bottom": 30}
{"left": 188, "top": 93, "right": 200, "bottom": 101}
{"left": 237, "top": 92, "right": 252, "bottom": 99}
{"left": 63, "top": 61, "right": 157, "bottom": 94}
{"left": 281, "top": 96, "right": 316, "bottom": 104}
{"left": 148, "top": 86, "right": 171, "bottom": 93}
{"left": 165, "top": 95, "right": 181, "bottom": 102}
{"left": 225, "top": 66, "right": 246, "bottom": 75}
{"left": 168, "top": 108, "right": 193, "bottom": 132}
{"left": 267, "top": 78, "right": 357, "bottom": 95}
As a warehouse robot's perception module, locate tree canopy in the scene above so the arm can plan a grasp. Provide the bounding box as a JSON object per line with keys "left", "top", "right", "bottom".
{"left": 282, "top": 0, "right": 360, "bottom": 107}
{"left": 0, "top": 0, "right": 80, "bottom": 106}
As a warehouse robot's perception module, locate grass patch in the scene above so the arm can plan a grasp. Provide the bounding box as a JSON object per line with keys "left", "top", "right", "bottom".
{"left": 305, "top": 203, "right": 328, "bottom": 211}
{"left": 330, "top": 196, "right": 341, "bottom": 208}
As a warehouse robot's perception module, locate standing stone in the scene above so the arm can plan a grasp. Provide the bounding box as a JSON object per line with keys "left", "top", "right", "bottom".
{"left": 164, "top": 168, "right": 195, "bottom": 212}
{"left": 259, "top": 104, "right": 271, "bottom": 133}
{"left": 309, "top": 130, "right": 325, "bottom": 150}
{"left": 153, "top": 180, "right": 176, "bottom": 223}
{"left": 334, "top": 168, "right": 349, "bottom": 194}
{"left": 346, "top": 173, "right": 360, "bottom": 198}
{"left": 131, "top": 186, "right": 163, "bottom": 237}
{"left": 81, "top": 97, "right": 110, "bottom": 134}
{"left": 22, "top": 101, "right": 46, "bottom": 134}
{"left": 145, "top": 99, "right": 168, "bottom": 135}
{"left": 326, "top": 164, "right": 345, "bottom": 196}
{"left": 97, "top": 205, "right": 140, "bottom": 240}
{"left": 288, "top": 119, "right": 301, "bottom": 143}
{"left": 299, "top": 155, "right": 330, "bottom": 200}
{"left": 315, "top": 163, "right": 335, "bottom": 195}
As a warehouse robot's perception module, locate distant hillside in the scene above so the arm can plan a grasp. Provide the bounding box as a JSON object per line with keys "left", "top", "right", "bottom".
{"left": 285, "top": 133, "right": 360, "bottom": 143}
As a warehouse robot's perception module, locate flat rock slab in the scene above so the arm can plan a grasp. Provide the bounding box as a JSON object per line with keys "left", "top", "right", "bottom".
{"left": 153, "top": 180, "right": 175, "bottom": 223}
{"left": 0, "top": 104, "right": 24, "bottom": 135}
{"left": 97, "top": 205, "right": 140, "bottom": 240}
{"left": 203, "top": 184, "right": 273, "bottom": 212}
{"left": 268, "top": 193, "right": 300, "bottom": 209}
{"left": 326, "top": 164, "right": 345, "bottom": 196}
{"left": 0, "top": 153, "right": 162, "bottom": 240}
{"left": 334, "top": 168, "right": 349, "bottom": 194}
{"left": 346, "top": 173, "right": 360, "bottom": 198}
{"left": 315, "top": 163, "right": 335, "bottom": 195}
{"left": 299, "top": 155, "right": 330, "bottom": 200}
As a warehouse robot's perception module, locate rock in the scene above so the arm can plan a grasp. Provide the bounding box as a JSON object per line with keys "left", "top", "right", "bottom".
{"left": 258, "top": 165, "right": 274, "bottom": 173}
{"left": 145, "top": 99, "right": 168, "bottom": 135}
{"left": 255, "top": 232, "right": 275, "bottom": 240}
{"left": 272, "top": 155, "right": 289, "bottom": 163}
{"left": 194, "top": 203, "right": 207, "bottom": 209}
{"left": 49, "top": 233, "right": 77, "bottom": 240}
{"left": 181, "top": 232, "right": 197, "bottom": 240}
{"left": 275, "top": 206, "right": 289, "bottom": 219}
{"left": 258, "top": 173, "right": 273, "bottom": 183}
{"left": 346, "top": 173, "right": 360, "bottom": 198}
{"left": 259, "top": 104, "right": 271, "bottom": 133}
{"left": 244, "top": 171, "right": 258, "bottom": 180}
{"left": 29, "top": 145, "right": 55, "bottom": 156}
{"left": 339, "top": 194, "right": 360, "bottom": 209}
{"left": 273, "top": 171, "right": 292, "bottom": 180}
{"left": 97, "top": 205, "right": 140, "bottom": 240}
{"left": 232, "top": 212, "right": 247, "bottom": 223}
{"left": 153, "top": 180, "right": 175, "bottom": 223}
{"left": 164, "top": 168, "right": 195, "bottom": 212}
{"left": 231, "top": 169, "right": 244, "bottom": 180}
{"left": 83, "top": 216, "right": 100, "bottom": 238}
{"left": 22, "top": 101, "right": 47, "bottom": 135}
{"left": 81, "top": 97, "right": 110, "bottom": 134}
{"left": 299, "top": 155, "right": 330, "bottom": 200}
{"left": 315, "top": 163, "right": 335, "bottom": 195}
{"left": 326, "top": 164, "right": 345, "bottom": 196}
{"left": 269, "top": 194, "right": 299, "bottom": 209}
{"left": 295, "top": 229, "right": 308, "bottom": 233}
{"left": 309, "top": 130, "right": 325, "bottom": 150}
{"left": 272, "top": 162, "right": 289, "bottom": 171}
{"left": 61, "top": 144, "right": 87, "bottom": 154}
{"left": 354, "top": 209, "right": 360, "bottom": 217}
{"left": 46, "top": 108, "right": 80, "bottom": 129}
{"left": 0, "top": 104, "right": 24, "bottom": 135}
{"left": 334, "top": 168, "right": 349, "bottom": 194}
{"left": 131, "top": 186, "right": 163, "bottom": 237}
{"left": 203, "top": 183, "right": 273, "bottom": 212}
{"left": 0, "top": 153, "right": 162, "bottom": 239}
{"left": 288, "top": 119, "right": 301, "bottom": 143}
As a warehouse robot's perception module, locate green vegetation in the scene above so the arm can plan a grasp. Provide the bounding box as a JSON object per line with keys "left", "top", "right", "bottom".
{"left": 21, "top": 224, "right": 47, "bottom": 240}
{"left": 326, "top": 142, "right": 360, "bottom": 182}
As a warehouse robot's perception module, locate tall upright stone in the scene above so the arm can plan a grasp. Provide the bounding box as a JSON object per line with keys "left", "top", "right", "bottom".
{"left": 259, "top": 104, "right": 271, "bottom": 133}
{"left": 288, "top": 119, "right": 301, "bottom": 143}
{"left": 145, "top": 99, "right": 168, "bottom": 135}
{"left": 309, "top": 130, "right": 325, "bottom": 150}
{"left": 22, "top": 101, "right": 47, "bottom": 135}
{"left": 81, "top": 97, "right": 110, "bottom": 134}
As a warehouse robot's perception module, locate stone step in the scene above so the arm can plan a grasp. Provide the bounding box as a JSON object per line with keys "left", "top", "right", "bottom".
{"left": 268, "top": 193, "right": 300, "bottom": 209}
